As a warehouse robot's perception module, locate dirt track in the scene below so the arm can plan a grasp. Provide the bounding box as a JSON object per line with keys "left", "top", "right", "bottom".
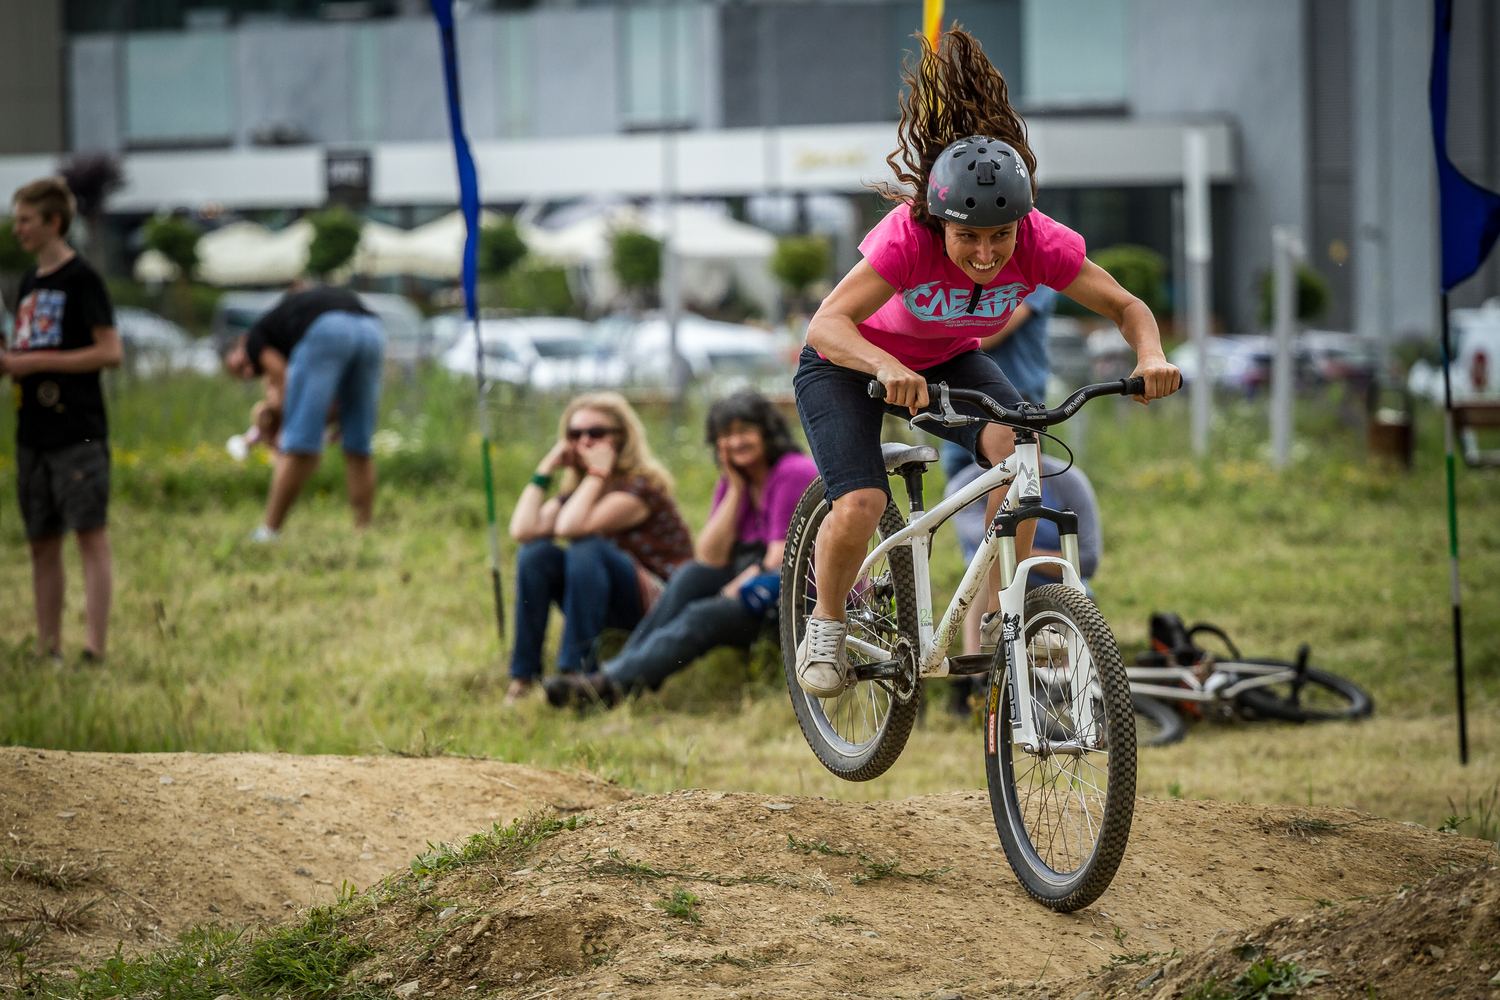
{"left": 3, "top": 748, "right": 1497, "bottom": 998}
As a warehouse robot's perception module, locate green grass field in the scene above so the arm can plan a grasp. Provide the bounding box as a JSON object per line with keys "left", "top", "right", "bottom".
{"left": 1, "top": 369, "right": 1496, "bottom": 836}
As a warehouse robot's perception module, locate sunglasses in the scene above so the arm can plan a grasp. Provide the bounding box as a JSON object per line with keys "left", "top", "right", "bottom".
{"left": 566, "top": 425, "right": 619, "bottom": 442}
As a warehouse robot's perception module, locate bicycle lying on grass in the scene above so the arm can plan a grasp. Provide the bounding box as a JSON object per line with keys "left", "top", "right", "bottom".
{"left": 1128, "top": 616, "right": 1375, "bottom": 747}
{"left": 780, "top": 376, "right": 1148, "bottom": 912}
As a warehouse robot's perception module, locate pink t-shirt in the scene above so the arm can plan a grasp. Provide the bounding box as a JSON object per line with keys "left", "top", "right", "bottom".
{"left": 856, "top": 203, "right": 1087, "bottom": 369}
{"left": 709, "top": 451, "right": 819, "bottom": 547}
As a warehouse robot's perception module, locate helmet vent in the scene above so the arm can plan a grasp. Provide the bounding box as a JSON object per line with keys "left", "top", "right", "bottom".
{"left": 967, "top": 161, "right": 975, "bottom": 171}
{"left": 978, "top": 147, "right": 987, "bottom": 154}
{"left": 996, "top": 198, "right": 1007, "bottom": 209}
{"left": 965, "top": 197, "right": 976, "bottom": 208}
{"left": 1000, "top": 150, "right": 1012, "bottom": 157}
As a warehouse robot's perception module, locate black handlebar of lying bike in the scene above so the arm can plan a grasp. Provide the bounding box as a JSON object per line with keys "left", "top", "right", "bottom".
{"left": 865, "top": 376, "right": 1147, "bottom": 428}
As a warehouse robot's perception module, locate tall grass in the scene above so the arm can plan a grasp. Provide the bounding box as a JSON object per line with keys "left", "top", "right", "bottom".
{"left": 0, "top": 369, "right": 1495, "bottom": 831}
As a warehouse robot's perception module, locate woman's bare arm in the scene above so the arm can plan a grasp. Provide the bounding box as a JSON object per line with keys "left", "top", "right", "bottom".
{"left": 805, "top": 260, "right": 931, "bottom": 413}
{"left": 1060, "top": 260, "right": 1181, "bottom": 402}
{"left": 553, "top": 477, "right": 650, "bottom": 538}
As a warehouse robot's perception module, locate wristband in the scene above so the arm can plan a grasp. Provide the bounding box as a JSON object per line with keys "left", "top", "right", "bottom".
{"left": 529, "top": 472, "right": 552, "bottom": 490}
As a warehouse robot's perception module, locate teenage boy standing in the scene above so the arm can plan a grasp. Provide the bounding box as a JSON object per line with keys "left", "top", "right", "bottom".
{"left": 1, "top": 178, "right": 121, "bottom": 661}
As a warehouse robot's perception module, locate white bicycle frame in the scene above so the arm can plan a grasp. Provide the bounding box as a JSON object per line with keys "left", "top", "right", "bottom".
{"left": 849, "top": 437, "right": 1089, "bottom": 754}
{"left": 1128, "top": 660, "right": 1300, "bottom": 703}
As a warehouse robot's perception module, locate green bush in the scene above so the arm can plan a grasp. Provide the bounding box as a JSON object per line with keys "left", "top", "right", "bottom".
{"left": 305, "top": 207, "right": 363, "bottom": 278}
{"left": 611, "top": 229, "right": 662, "bottom": 291}
{"left": 770, "top": 235, "right": 831, "bottom": 297}
{"left": 1257, "top": 264, "right": 1330, "bottom": 328}
{"left": 143, "top": 215, "right": 203, "bottom": 280}
{"left": 1091, "top": 244, "right": 1168, "bottom": 315}
{"left": 482, "top": 263, "right": 575, "bottom": 316}
{"left": 0, "top": 217, "right": 35, "bottom": 273}
{"left": 479, "top": 217, "right": 528, "bottom": 279}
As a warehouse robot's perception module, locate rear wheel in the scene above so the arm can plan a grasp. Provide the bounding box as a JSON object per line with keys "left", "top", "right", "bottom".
{"left": 986, "top": 584, "right": 1136, "bottom": 911}
{"left": 781, "top": 478, "right": 921, "bottom": 782}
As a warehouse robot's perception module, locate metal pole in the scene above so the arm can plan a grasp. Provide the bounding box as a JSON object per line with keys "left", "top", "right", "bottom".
{"left": 1270, "top": 226, "right": 1301, "bottom": 468}
{"left": 1438, "top": 292, "right": 1468, "bottom": 765}
{"left": 662, "top": 131, "right": 686, "bottom": 403}
{"left": 474, "top": 319, "right": 505, "bottom": 640}
{"left": 1184, "top": 129, "right": 1212, "bottom": 455}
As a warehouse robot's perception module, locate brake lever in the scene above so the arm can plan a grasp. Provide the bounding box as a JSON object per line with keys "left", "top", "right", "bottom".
{"left": 907, "top": 382, "right": 979, "bottom": 431}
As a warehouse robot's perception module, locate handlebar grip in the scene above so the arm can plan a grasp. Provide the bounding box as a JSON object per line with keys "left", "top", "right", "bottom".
{"left": 1123, "top": 376, "right": 1146, "bottom": 397}
{"left": 867, "top": 380, "right": 885, "bottom": 399}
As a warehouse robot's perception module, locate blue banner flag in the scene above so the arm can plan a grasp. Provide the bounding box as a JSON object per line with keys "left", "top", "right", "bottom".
{"left": 429, "top": 0, "right": 480, "bottom": 320}
{"left": 1430, "top": 0, "right": 1500, "bottom": 292}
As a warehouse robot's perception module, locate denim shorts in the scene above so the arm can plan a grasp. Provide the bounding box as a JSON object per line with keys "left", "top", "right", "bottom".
{"left": 792, "top": 345, "right": 1023, "bottom": 502}
{"left": 281, "top": 311, "right": 385, "bottom": 456}
{"left": 17, "top": 439, "right": 110, "bottom": 540}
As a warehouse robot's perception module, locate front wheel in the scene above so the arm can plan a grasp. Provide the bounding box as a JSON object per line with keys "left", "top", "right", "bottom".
{"left": 986, "top": 584, "right": 1136, "bottom": 911}
{"left": 781, "top": 477, "right": 922, "bottom": 782}
{"left": 1234, "top": 661, "right": 1373, "bottom": 723}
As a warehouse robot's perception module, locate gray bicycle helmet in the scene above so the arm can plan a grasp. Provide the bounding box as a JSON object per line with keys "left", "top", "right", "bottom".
{"left": 925, "top": 136, "right": 1033, "bottom": 227}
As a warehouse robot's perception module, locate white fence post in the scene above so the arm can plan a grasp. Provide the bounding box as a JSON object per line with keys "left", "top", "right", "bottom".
{"left": 1270, "top": 225, "right": 1303, "bottom": 468}
{"left": 1183, "top": 129, "right": 1213, "bottom": 456}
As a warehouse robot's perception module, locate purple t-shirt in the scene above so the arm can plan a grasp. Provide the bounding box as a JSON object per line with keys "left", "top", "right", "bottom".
{"left": 709, "top": 451, "right": 819, "bottom": 546}
{"left": 855, "top": 203, "right": 1087, "bottom": 369}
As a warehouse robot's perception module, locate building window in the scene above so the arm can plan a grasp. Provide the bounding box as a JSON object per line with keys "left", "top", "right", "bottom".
{"left": 124, "top": 30, "right": 235, "bottom": 146}
{"left": 621, "top": 4, "right": 699, "bottom": 130}
{"left": 1021, "top": 0, "right": 1127, "bottom": 110}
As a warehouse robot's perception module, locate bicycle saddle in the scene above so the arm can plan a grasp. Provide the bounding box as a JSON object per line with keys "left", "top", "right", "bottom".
{"left": 881, "top": 442, "right": 939, "bottom": 472}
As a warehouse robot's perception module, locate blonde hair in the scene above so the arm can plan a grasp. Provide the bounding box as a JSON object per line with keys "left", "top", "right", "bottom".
{"left": 12, "top": 176, "right": 77, "bottom": 235}
{"left": 555, "top": 392, "right": 674, "bottom": 496}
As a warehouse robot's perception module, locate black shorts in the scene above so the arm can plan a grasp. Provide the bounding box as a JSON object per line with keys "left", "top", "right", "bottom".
{"left": 16, "top": 440, "right": 111, "bottom": 541}
{"left": 792, "top": 345, "right": 1023, "bottom": 502}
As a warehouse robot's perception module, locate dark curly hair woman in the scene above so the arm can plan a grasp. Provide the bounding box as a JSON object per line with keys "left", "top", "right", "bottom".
{"left": 545, "top": 390, "right": 817, "bottom": 707}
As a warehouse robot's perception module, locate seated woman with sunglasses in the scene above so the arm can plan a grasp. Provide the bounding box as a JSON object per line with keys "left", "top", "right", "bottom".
{"left": 505, "top": 392, "right": 693, "bottom": 705}
{"left": 544, "top": 390, "right": 817, "bottom": 708}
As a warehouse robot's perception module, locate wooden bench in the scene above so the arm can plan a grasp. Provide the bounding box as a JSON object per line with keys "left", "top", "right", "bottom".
{"left": 1453, "top": 402, "right": 1500, "bottom": 467}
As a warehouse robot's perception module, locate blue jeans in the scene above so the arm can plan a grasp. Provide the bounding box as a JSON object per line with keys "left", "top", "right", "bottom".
{"left": 602, "top": 558, "right": 763, "bottom": 692}
{"left": 509, "top": 537, "right": 643, "bottom": 680}
{"left": 282, "top": 311, "right": 385, "bottom": 456}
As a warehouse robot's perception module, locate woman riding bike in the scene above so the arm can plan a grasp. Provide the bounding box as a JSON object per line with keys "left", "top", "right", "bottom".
{"left": 792, "top": 27, "right": 1182, "bottom": 698}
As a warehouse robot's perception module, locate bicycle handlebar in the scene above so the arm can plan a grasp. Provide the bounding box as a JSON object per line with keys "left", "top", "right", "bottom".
{"left": 864, "top": 376, "right": 1147, "bottom": 428}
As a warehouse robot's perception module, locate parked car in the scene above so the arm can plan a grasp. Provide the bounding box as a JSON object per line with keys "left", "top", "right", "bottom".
{"left": 1409, "top": 298, "right": 1500, "bottom": 404}
{"left": 1169, "top": 335, "right": 1274, "bottom": 394}
{"left": 115, "top": 307, "right": 221, "bottom": 377}
{"left": 440, "top": 317, "right": 625, "bottom": 390}
{"left": 591, "top": 312, "right": 794, "bottom": 386}
{"left": 209, "top": 289, "right": 426, "bottom": 364}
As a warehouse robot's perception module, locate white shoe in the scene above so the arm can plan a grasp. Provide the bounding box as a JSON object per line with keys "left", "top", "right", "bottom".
{"left": 979, "top": 610, "right": 1003, "bottom": 652}
{"left": 796, "top": 617, "right": 849, "bottom": 697}
{"left": 250, "top": 524, "right": 281, "bottom": 544}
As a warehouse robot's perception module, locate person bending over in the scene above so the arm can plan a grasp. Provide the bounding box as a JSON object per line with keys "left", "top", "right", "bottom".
{"left": 791, "top": 27, "right": 1180, "bottom": 697}
{"left": 506, "top": 392, "right": 692, "bottom": 705}
{"left": 544, "top": 390, "right": 817, "bottom": 708}
{"left": 1, "top": 177, "right": 122, "bottom": 662}
{"left": 224, "top": 284, "right": 385, "bottom": 540}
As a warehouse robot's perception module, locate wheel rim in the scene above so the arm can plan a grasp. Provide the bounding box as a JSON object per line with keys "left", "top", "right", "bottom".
{"left": 1004, "top": 611, "right": 1113, "bottom": 879}
{"left": 798, "top": 513, "right": 902, "bottom": 758}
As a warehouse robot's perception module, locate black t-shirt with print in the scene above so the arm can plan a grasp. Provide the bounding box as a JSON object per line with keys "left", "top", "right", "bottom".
{"left": 244, "top": 287, "right": 371, "bottom": 375}
{"left": 11, "top": 256, "right": 114, "bottom": 450}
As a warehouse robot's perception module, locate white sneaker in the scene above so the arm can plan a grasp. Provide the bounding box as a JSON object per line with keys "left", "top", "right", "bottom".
{"left": 796, "top": 617, "right": 849, "bottom": 697}
{"left": 249, "top": 524, "right": 281, "bottom": 544}
{"left": 979, "top": 610, "right": 1003, "bottom": 652}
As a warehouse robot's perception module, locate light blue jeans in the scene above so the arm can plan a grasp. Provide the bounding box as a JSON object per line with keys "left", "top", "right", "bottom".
{"left": 281, "top": 311, "right": 385, "bottom": 455}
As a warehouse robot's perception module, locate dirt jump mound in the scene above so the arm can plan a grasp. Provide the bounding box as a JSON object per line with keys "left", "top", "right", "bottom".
{"left": 2, "top": 748, "right": 1496, "bottom": 999}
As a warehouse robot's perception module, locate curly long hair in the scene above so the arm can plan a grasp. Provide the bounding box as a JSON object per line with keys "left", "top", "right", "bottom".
{"left": 876, "top": 27, "right": 1038, "bottom": 235}
{"left": 703, "top": 390, "right": 802, "bottom": 470}
{"left": 555, "top": 391, "right": 674, "bottom": 496}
